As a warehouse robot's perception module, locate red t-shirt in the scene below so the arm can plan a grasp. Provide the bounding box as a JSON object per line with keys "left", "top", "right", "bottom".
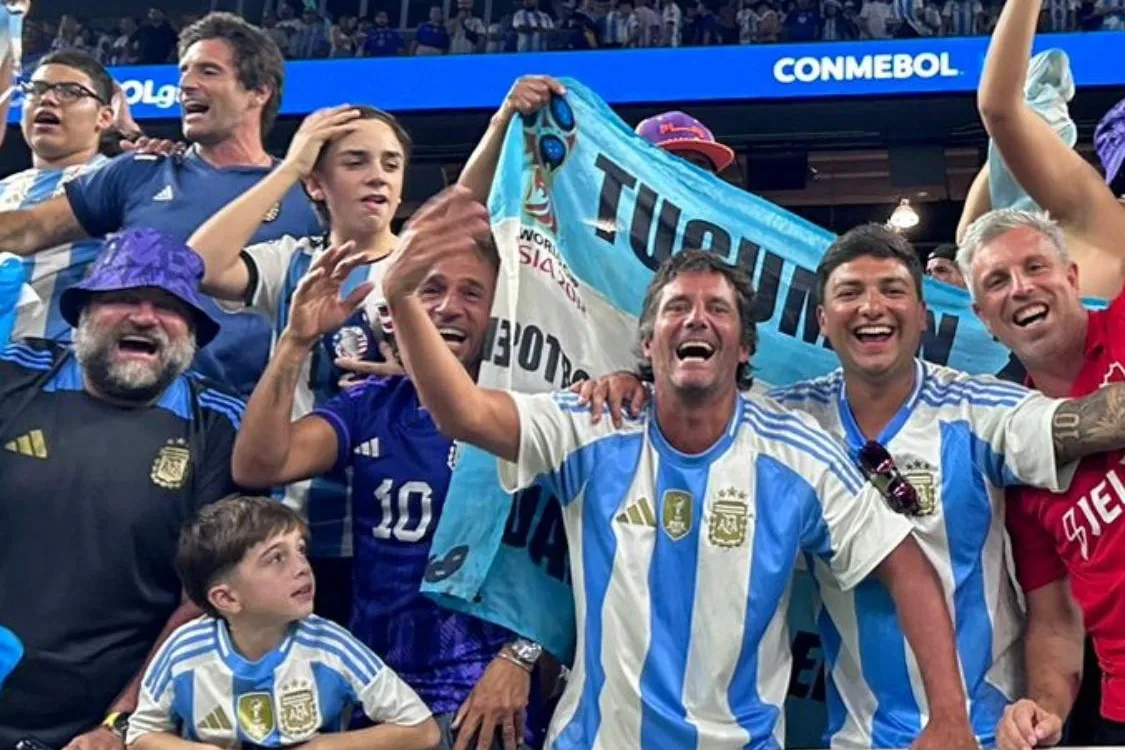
{"left": 1007, "top": 289, "right": 1125, "bottom": 720}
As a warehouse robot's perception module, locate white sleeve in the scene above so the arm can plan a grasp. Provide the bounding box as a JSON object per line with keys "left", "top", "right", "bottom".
{"left": 242, "top": 235, "right": 305, "bottom": 319}
{"left": 962, "top": 378, "right": 1073, "bottom": 492}
{"left": 497, "top": 391, "right": 621, "bottom": 504}
{"left": 124, "top": 671, "right": 176, "bottom": 743}
{"left": 807, "top": 470, "right": 915, "bottom": 592}
{"left": 123, "top": 652, "right": 177, "bottom": 742}
{"left": 357, "top": 666, "right": 432, "bottom": 727}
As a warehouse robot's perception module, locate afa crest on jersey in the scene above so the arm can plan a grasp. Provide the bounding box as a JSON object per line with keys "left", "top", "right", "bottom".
{"left": 151, "top": 438, "right": 190, "bottom": 489}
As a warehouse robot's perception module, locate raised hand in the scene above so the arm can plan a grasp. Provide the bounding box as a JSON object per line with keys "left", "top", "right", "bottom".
{"left": 282, "top": 105, "right": 363, "bottom": 178}
{"left": 499, "top": 75, "right": 567, "bottom": 121}
{"left": 381, "top": 185, "right": 492, "bottom": 304}
{"left": 283, "top": 242, "right": 375, "bottom": 348}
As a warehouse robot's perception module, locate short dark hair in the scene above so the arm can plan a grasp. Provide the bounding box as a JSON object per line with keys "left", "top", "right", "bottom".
{"left": 636, "top": 249, "right": 757, "bottom": 391}
{"left": 309, "top": 105, "right": 413, "bottom": 227}
{"left": 36, "top": 48, "right": 114, "bottom": 104}
{"left": 816, "top": 223, "right": 924, "bottom": 302}
{"left": 178, "top": 12, "right": 286, "bottom": 137}
{"left": 175, "top": 496, "right": 308, "bottom": 619}
{"left": 929, "top": 242, "right": 957, "bottom": 263}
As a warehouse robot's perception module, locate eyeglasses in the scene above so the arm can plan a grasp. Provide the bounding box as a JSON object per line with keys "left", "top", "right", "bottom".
{"left": 857, "top": 440, "right": 922, "bottom": 516}
{"left": 19, "top": 80, "right": 105, "bottom": 105}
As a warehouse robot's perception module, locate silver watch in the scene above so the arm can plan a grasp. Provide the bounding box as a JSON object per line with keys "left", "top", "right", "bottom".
{"left": 507, "top": 637, "right": 543, "bottom": 668}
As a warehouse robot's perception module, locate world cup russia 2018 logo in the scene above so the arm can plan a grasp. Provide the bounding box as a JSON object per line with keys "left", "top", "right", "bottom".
{"left": 521, "top": 92, "right": 578, "bottom": 235}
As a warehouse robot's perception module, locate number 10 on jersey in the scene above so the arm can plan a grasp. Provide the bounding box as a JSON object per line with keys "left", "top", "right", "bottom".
{"left": 372, "top": 479, "right": 435, "bottom": 543}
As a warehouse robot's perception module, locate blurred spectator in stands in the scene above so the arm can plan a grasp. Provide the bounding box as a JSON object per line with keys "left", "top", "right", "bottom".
{"left": 696, "top": 0, "right": 724, "bottom": 42}
{"left": 275, "top": 1, "right": 302, "bottom": 34}
{"left": 413, "top": 6, "right": 451, "bottom": 55}
{"left": 362, "top": 11, "right": 406, "bottom": 55}
{"left": 2, "top": 50, "right": 113, "bottom": 342}
{"left": 261, "top": 13, "right": 292, "bottom": 54}
{"left": 134, "top": 7, "right": 178, "bottom": 63}
{"left": 718, "top": 2, "right": 741, "bottom": 42}
{"left": 661, "top": 0, "right": 683, "bottom": 43}
{"left": 859, "top": 0, "right": 893, "bottom": 36}
{"left": 449, "top": 0, "right": 487, "bottom": 53}
{"left": 290, "top": 6, "right": 329, "bottom": 58}
{"left": 891, "top": 0, "right": 926, "bottom": 35}
{"left": 108, "top": 17, "right": 140, "bottom": 65}
{"left": 560, "top": 0, "right": 601, "bottom": 48}
{"left": 943, "top": 0, "right": 983, "bottom": 34}
{"left": 513, "top": 0, "right": 554, "bottom": 50}
{"left": 329, "top": 15, "right": 358, "bottom": 56}
{"left": 1094, "top": 0, "right": 1125, "bottom": 27}
{"left": 784, "top": 0, "right": 821, "bottom": 39}
{"left": 633, "top": 0, "right": 663, "bottom": 42}
{"left": 755, "top": 0, "right": 783, "bottom": 39}
{"left": 50, "top": 15, "right": 86, "bottom": 53}
{"left": 737, "top": 0, "right": 759, "bottom": 40}
{"left": 602, "top": 0, "right": 636, "bottom": 46}
{"left": 925, "top": 243, "right": 967, "bottom": 287}
{"left": 921, "top": 0, "right": 945, "bottom": 32}
{"left": 1042, "top": 0, "right": 1077, "bottom": 30}
{"left": 822, "top": 0, "right": 860, "bottom": 38}
{"left": 354, "top": 17, "right": 374, "bottom": 45}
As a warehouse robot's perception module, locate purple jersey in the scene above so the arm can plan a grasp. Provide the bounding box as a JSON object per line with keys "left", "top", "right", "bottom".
{"left": 314, "top": 376, "right": 513, "bottom": 715}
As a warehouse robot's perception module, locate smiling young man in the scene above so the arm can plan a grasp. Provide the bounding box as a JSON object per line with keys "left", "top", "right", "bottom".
{"left": 380, "top": 187, "right": 978, "bottom": 750}
{"left": 762, "top": 223, "right": 1125, "bottom": 748}
{"left": 958, "top": 208, "right": 1125, "bottom": 748}
{"left": 0, "top": 12, "right": 320, "bottom": 398}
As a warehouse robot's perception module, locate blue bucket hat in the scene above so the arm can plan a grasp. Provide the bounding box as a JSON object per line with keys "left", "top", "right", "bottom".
{"left": 59, "top": 228, "right": 220, "bottom": 346}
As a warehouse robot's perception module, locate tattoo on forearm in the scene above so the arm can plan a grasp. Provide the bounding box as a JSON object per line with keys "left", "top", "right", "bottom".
{"left": 1053, "top": 384, "right": 1125, "bottom": 464}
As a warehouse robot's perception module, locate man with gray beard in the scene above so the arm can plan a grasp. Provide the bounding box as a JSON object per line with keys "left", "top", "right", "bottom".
{"left": 0, "top": 228, "right": 244, "bottom": 750}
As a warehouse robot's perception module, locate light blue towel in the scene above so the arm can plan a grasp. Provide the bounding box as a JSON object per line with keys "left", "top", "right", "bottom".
{"left": 988, "top": 49, "right": 1077, "bottom": 212}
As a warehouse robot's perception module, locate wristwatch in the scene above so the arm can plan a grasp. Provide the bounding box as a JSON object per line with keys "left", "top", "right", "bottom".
{"left": 101, "top": 712, "right": 130, "bottom": 740}
{"left": 505, "top": 637, "right": 543, "bottom": 670}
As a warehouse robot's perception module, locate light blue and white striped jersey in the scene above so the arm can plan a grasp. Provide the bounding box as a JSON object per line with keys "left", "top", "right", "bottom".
{"left": 499, "top": 390, "right": 915, "bottom": 750}
{"left": 768, "top": 360, "right": 1070, "bottom": 749}
{"left": 243, "top": 235, "right": 391, "bottom": 559}
{"left": 127, "top": 615, "right": 430, "bottom": 746}
{"left": 0, "top": 155, "right": 107, "bottom": 341}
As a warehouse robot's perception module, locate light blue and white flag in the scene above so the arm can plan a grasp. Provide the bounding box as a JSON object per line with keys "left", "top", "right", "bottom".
{"left": 421, "top": 78, "right": 1022, "bottom": 744}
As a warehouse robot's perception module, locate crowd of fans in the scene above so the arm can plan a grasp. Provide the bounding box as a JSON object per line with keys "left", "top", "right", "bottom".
{"left": 21, "top": 0, "right": 1125, "bottom": 67}
{"left": 4, "top": 0, "right": 1125, "bottom": 745}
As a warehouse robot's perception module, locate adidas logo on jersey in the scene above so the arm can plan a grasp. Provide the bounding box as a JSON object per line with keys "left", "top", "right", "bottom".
{"left": 616, "top": 496, "right": 656, "bottom": 527}
{"left": 152, "top": 185, "right": 174, "bottom": 201}
{"left": 198, "top": 705, "right": 233, "bottom": 731}
{"left": 4, "top": 429, "right": 47, "bottom": 459}
{"left": 354, "top": 438, "right": 380, "bottom": 458}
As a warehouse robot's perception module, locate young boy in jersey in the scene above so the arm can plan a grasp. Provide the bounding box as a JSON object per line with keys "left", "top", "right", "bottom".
{"left": 127, "top": 496, "right": 439, "bottom": 750}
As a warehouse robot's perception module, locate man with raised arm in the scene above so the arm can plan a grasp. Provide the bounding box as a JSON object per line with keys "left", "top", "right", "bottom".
{"left": 381, "top": 186, "right": 977, "bottom": 750}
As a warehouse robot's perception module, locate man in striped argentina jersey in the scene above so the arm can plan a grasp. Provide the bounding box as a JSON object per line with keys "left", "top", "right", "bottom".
{"left": 187, "top": 105, "right": 409, "bottom": 625}
{"left": 766, "top": 225, "right": 1125, "bottom": 748}
{"left": 128, "top": 496, "right": 439, "bottom": 749}
{"left": 383, "top": 188, "right": 978, "bottom": 750}
{"left": 0, "top": 49, "right": 113, "bottom": 342}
